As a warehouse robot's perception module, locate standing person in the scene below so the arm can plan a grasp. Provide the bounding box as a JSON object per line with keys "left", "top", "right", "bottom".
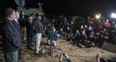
{"left": 26, "top": 14, "right": 34, "bottom": 50}
{"left": 33, "top": 14, "right": 43, "bottom": 54}
{"left": 19, "top": 11, "right": 26, "bottom": 41}
{"left": 2, "top": 8, "right": 22, "bottom": 62}
{"left": 13, "top": 10, "right": 23, "bottom": 62}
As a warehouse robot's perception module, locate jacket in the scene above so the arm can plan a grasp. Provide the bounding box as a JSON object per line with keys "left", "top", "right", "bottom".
{"left": 2, "top": 18, "right": 22, "bottom": 52}
{"left": 33, "top": 19, "right": 43, "bottom": 33}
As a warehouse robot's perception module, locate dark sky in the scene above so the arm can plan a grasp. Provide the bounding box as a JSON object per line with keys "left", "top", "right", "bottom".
{"left": 0, "top": 0, "right": 116, "bottom": 18}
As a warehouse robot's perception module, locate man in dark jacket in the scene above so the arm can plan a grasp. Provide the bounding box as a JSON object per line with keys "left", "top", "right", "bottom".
{"left": 13, "top": 11, "right": 23, "bottom": 62}
{"left": 2, "top": 8, "right": 22, "bottom": 62}
{"left": 26, "top": 14, "right": 34, "bottom": 50}
{"left": 32, "top": 14, "right": 43, "bottom": 54}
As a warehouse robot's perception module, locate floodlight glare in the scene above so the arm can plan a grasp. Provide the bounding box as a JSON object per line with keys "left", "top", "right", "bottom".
{"left": 111, "top": 13, "right": 116, "bottom": 18}
{"left": 95, "top": 14, "right": 101, "bottom": 19}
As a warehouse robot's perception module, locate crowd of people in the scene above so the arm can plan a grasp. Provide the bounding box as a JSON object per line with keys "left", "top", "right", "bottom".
{"left": 0, "top": 8, "right": 116, "bottom": 62}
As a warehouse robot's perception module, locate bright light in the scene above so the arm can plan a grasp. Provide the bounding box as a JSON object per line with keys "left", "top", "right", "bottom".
{"left": 95, "top": 14, "right": 101, "bottom": 19}
{"left": 111, "top": 13, "right": 116, "bottom": 18}
{"left": 96, "top": 15, "right": 100, "bottom": 19}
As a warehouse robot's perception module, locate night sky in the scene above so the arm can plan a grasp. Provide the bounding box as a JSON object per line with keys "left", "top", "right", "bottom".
{"left": 0, "top": 0, "right": 116, "bottom": 18}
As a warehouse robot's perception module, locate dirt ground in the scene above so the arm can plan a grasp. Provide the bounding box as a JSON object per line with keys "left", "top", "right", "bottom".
{"left": 0, "top": 37, "right": 116, "bottom": 62}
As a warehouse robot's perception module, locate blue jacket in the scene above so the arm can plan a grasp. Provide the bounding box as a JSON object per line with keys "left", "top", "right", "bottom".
{"left": 51, "top": 32, "right": 58, "bottom": 41}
